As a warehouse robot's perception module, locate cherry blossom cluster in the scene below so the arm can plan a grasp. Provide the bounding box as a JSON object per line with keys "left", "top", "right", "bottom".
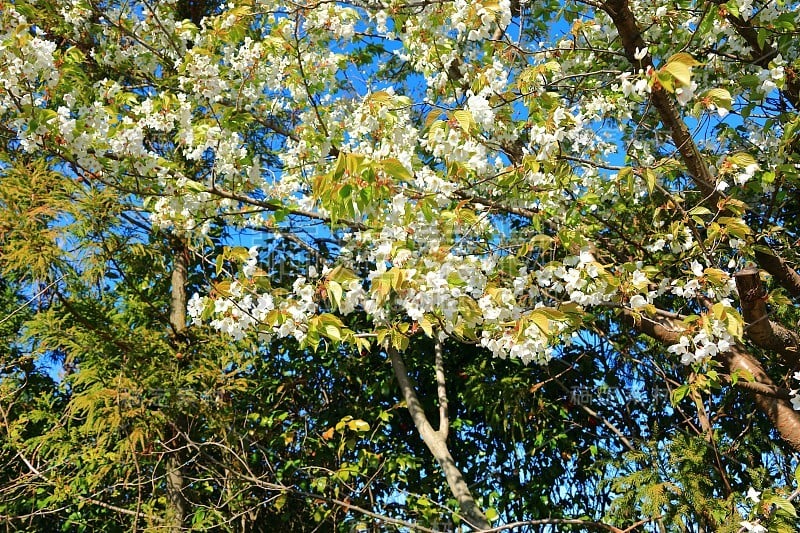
{"left": 0, "top": 0, "right": 789, "bottom": 376}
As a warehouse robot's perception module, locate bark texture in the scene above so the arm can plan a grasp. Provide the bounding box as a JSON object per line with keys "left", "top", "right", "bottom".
{"left": 389, "top": 347, "right": 491, "bottom": 531}
{"left": 602, "top": 0, "right": 719, "bottom": 201}
{"left": 754, "top": 247, "right": 800, "bottom": 299}
{"left": 734, "top": 268, "right": 800, "bottom": 367}
{"left": 633, "top": 312, "right": 800, "bottom": 452}
{"left": 166, "top": 239, "right": 189, "bottom": 532}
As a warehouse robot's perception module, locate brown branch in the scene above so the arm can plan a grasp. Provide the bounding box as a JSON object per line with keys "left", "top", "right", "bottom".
{"left": 723, "top": 375, "right": 792, "bottom": 400}
{"left": 207, "top": 182, "right": 368, "bottom": 230}
{"left": 453, "top": 192, "right": 540, "bottom": 218}
{"left": 388, "top": 347, "right": 491, "bottom": 530}
{"left": 688, "top": 383, "right": 733, "bottom": 500}
{"left": 604, "top": 0, "right": 800, "bottom": 303}
{"left": 734, "top": 268, "right": 800, "bottom": 367}
{"left": 552, "top": 377, "right": 637, "bottom": 453}
{"left": 754, "top": 246, "right": 800, "bottom": 298}
{"left": 719, "top": 345, "right": 800, "bottom": 451}
{"left": 602, "top": 0, "right": 720, "bottom": 201}
{"left": 184, "top": 437, "right": 442, "bottom": 533}
{"left": 12, "top": 447, "right": 163, "bottom": 524}
{"left": 482, "top": 517, "right": 624, "bottom": 533}
{"left": 56, "top": 292, "right": 136, "bottom": 354}
{"left": 631, "top": 308, "right": 800, "bottom": 452}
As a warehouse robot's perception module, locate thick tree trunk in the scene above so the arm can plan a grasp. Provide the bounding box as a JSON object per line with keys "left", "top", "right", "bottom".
{"left": 388, "top": 347, "right": 491, "bottom": 531}
{"left": 721, "top": 346, "right": 800, "bottom": 451}
{"left": 166, "top": 238, "right": 189, "bottom": 531}
{"left": 170, "top": 241, "right": 188, "bottom": 340}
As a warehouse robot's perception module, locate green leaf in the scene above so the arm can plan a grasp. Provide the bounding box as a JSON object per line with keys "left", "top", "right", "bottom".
{"left": 528, "top": 234, "right": 554, "bottom": 249}
{"left": 718, "top": 216, "right": 752, "bottom": 237}
{"left": 644, "top": 168, "right": 657, "bottom": 194}
{"left": 419, "top": 316, "right": 434, "bottom": 337}
{"left": 381, "top": 158, "right": 413, "bottom": 181}
{"left": 688, "top": 206, "right": 713, "bottom": 216}
{"left": 656, "top": 71, "right": 675, "bottom": 93}
{"left": 662, "top": 53, "right": 700, "bottom": 87}
{"left": 705, "top": 269, "right": 729, "bottom": 286}
{"left": 728, "top": 152, "right": 757, "bottom": 168}
{"left": 347, "top": 419, "right": 370, "bottom": 432}
{"left": 452, "top": 110, "right": 477, "bottom": 134}
{"left": 366, "top": 90, "right": 394, "bottom": 106}
{"left": 391, "top": 329, "right": 409, "bottom": 351}
{"left": 328, "top": 280, "right": 343, "bottom": 311}
{"left": 328, "top": 265, "right": 359, "bottom": 284}
{"left": 537, "top": 307, "right": 566, "bottom": 321}
{"left": 696, "top": 5, "right": 719, "bottom": 37}
{"left": 705, "top": 88, "right": 732, "bottom": 110}
{"left": 447, "top": 271, "right": 466, "bottom": 287}
{"left": 671, "top": 384, "right": 690, "bottom": 405}
{"left": 740, "top": 74, "right": 760, "bottom": 88}
{"left": 323, "top": 323, "right": 342, "bottom": 342}
{"left": 765, "top": 494, "right": 797, "bottom": 517}
{"left": 662, "top": 61, "right": 691, "bottom": 87}
{"left": 528, "top": 311, "right": 551, "bottom": 335}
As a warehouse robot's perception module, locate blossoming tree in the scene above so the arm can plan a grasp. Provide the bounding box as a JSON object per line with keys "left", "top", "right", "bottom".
{"left": 3, "top": 0, "right": 800, "bottom": 530}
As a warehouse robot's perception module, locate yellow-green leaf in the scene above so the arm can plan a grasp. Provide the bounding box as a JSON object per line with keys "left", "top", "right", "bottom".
{"left": 662, "top": 61, "right": 691, "bottom": 87}
{"left": 347, "top": 419, "right": 370, "bottom": 432}
{"left": 419, "top": 316, "right": 434, "bottom": 337}
{"left": 324, "top": 324, "right": 342, "bottom": 342}
{"left": 529, "top": 311, "right": 550, "bottom": 335}
{"left": 705, "top": 88, "right": 732, "bottom": 110}
{"left": 528, "top": 234, "right": 554, "bottom": 249}
{"left": 644, "top": 168, "right": 657, "bottom": 194}
{"left": 704, "top": 268, "right": 729, "bottom": 285}
{"left": 452, "top": 110, "right": 477, "bottom": 134}
{"left": 662, "top": 53, "right": 700, "bottom": 87}
{"left": 667, "top": 52, "right": 702, "bottom": 68}
{"left": 381, "top": 158, "right": 413, "bottom": 181}
{"left": 728, "top": 152, "right": 757, "bottom": 168}
{"left": 366, "top": 91, "right": 393, "bottom": 105}
{"left": 328, "top": 280, "right": 343, "bottom": 311}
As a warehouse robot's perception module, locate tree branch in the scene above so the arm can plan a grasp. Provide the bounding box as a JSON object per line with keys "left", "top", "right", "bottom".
{"left": 631, "top": 308, "right": 800, "bottom": 452}
{"left": 602, "top": 0, "right": 720, "bottom": 201}
{"left": 552, "top": 377, "right": 637, "bottom": 453}
{"left": 166, "top": 237, "right": 188, "bottom": 531}
{"left": 605, "top": 0, "right": 800, "bottom": 308}
{"left": 184, "top": 434, "right": 443, "bottom": 533}
{"left": 388, "top": 347, "right": 491, "bottom": 530}
{"left": 482, "top": 517, "right": 625, "bottom": 533}
{"left": 434, "top": 338, "right": 449, "bottom": 441}
{"left": 719, "top": 345, "right": 800, "bottom": 451}
{"left": 723, "top": 375, "right": 792, "bottom": 400}
{"left": 734, "top": 268, "right": 800, "bottom": 367}
{"left": 754, "top": 246, "right": 800, "bottom": 299}
{"left": 707, "top": 0, "right": 800, "bottom": 108}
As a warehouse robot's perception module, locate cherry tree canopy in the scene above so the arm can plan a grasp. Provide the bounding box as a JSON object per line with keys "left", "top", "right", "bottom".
{"left": 3, "top": 0, "right": 800, "bottom": 530}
